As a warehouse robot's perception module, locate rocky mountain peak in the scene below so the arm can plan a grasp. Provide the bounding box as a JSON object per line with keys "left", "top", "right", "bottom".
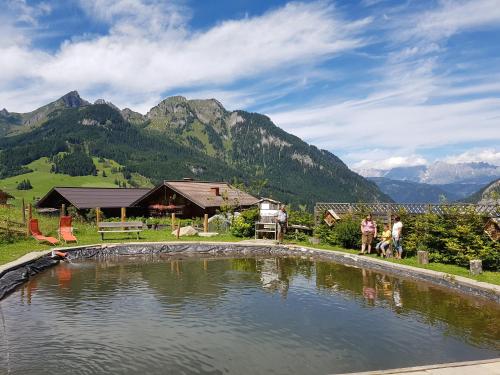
{"left": 59, "top": 90, "right": 89, "bottom": 108}
{"left": 94, "top": 99, "right": 120, "bottom": 111}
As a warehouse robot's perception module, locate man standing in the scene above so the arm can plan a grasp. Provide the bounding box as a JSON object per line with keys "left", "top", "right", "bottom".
{"left": 392, "top": 215, "right": 403, "bottom": 259}
{"left": 360, "top": 214, "right": 377, "bottom": 254}
{"left": 276, "top": 205, "right": 288, "bottom": 244}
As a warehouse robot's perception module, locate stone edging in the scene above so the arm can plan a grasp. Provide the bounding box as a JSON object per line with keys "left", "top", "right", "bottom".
{"left": 0, "top": 241, "right": 499, "bottom": 303}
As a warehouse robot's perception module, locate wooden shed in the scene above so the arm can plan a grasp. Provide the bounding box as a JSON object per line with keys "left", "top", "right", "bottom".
{"left": 0, "top": 190, "right": 14, "bottom": 205}
{"left": 324, "top": 209, "right": 341, "bottom": 227}
{"left": 132, "top": 180, "right": 259, "bottom": 218}
{"left": 36, "top": 187, "right": 150, "bottom": 217}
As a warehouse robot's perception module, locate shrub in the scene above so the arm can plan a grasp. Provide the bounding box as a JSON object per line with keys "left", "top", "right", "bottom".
{"left": 230, "top": 207, "right": 259, "bottom": 237}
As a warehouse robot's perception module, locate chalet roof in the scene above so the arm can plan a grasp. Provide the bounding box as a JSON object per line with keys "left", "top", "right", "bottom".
{"left": 134, "top": 180, "right": 259, "bottom": 209}
{"left": 0, "top": 190, "right": 14, "bottom": 199}
{"left": 37, "top": 187, "right": 151, "bottom": 209}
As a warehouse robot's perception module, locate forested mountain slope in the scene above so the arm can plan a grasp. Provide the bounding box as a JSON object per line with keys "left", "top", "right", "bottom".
{"left": 0, "top": 92, "right": 390, "bottom": 208}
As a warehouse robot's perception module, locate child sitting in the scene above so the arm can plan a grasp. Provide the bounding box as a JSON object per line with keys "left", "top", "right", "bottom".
{"left": 375, "top": 224, "right": 391, "bottom": 257}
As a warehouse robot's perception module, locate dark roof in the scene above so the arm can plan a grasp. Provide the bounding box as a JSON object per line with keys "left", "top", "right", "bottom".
{"left": 0, "top": 190, "right": 14, "bottom": 199}
{"left": 37, "top": 187, "right": 151, "bottom": 209}
{"left": 133, "top": 180, "right": 259, "bottom": 209}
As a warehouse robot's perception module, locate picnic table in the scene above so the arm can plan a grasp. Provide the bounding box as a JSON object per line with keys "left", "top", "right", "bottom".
{"left": 97, "top": 221, "right": 143, "bottom": 240}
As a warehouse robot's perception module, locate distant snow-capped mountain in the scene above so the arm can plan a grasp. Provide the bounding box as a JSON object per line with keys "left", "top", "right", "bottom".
{"left": 357, "top": 162, "right": 500, "bottom": 185}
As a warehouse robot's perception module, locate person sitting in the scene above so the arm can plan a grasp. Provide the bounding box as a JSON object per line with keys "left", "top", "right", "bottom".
{"left": 375, "top": 224, "right": 391, "bottom": 257}
{"left": 360, "top": 214, "right": 377, "bottom": 254}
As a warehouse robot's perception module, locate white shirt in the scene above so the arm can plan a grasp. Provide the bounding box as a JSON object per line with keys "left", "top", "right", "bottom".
{"left": 392, "top": 221, "right": 403, "bottom": 238}
{"left": 277, "top": 211, "right": 287, "bottom": 222}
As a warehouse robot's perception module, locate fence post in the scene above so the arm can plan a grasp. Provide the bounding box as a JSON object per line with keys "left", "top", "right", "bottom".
{"left": 204, "top": 213, "right": 209, "bottom": 233}
{"left": 61, "top": 204, "right": 66, "bottom": 217}
{"left": 96, "top": 207, "right": 101, "bottom": 225}
{"left": 22, "top": 198, "right": 26, "bottom": 224}
{"left": 121, "top": 207, "right": 126, "bottom": 222}
{"left": 26, "top": 203, "right": 32, "bottom": 236}
{"left": 171, "top": 213, "right": 176, "bottom": 231}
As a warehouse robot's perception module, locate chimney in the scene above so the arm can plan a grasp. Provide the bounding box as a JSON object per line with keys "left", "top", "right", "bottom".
{"left": 210, "top": 187, "right": 220, "bottom": 196}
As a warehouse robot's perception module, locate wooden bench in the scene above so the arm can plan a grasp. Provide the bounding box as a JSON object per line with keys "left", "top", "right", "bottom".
{"left": 97, "top": 221, "right": 143, "bottom": 240}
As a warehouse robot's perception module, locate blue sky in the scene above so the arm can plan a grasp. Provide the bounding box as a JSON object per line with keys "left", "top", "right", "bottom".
{"left": 1, "top": 0, "right": 499, "bottom": 171}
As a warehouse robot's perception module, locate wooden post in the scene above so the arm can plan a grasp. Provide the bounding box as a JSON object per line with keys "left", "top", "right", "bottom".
{"left": 61, "top": 204, "right": 66, "bottom": 217}
{"left": 176, "top": 219, "right": 181, "bottom": 240}
{"left": 22, "top": 198, "right": 26, "bottom": 224}
{"left": 171, "top": 213, "right": 176, "bottom": 231}
{"left": 96, "top": 207, "right": 101, "bottom": 225}
{"left": 121, "top": 207, "right": 126, "bottom": 222}
{"left": 417, "top": 250, "right": 429, "bottom": 265}
{"left": 470, "top": 260, "right": 482, "bottom": 275}
{"left": 26, "top": 203, "right": 32, "bottom": 236}
{"left": 204, "top": 213, "right": 209, "bottom": 233}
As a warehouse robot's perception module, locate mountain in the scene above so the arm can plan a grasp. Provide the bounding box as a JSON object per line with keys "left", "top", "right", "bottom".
{"left": 462, "top": 179, "right": 500, "bottom": 204}
{"left": 0, "top": 91, "right": 90, "bottom": 136}
{"left": 0, "top": 91, "right": 390, "bottom": 208}
{"left": 358, "top": 162, "right": 500, "bottom": 185}
{"left": 358, "top": 161, "right": 500, "bottom": 201}
{"left": 369, "top": 177, "right": 460, "bottom": 203}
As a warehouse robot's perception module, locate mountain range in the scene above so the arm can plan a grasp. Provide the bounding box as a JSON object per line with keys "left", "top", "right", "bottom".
{"left": 0, "top": 91, "right": 390, "bottom": 208}
{"left": 360, "top": 163, "right": 500, "bottom": 203}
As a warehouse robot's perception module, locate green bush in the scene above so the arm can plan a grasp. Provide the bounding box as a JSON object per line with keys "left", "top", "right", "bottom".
{"left": 315, "top": 216, "right": 360, "bottom": 249}
{"left": 315, "top": 208, "right": 500, "bottom": 271}
{"left": 230, "top": 207, "right": 259, "bottom": 237}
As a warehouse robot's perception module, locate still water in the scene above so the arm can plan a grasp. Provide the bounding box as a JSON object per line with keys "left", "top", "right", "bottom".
{"left": 0, "top": 256, "right": 499, "bottom": 375}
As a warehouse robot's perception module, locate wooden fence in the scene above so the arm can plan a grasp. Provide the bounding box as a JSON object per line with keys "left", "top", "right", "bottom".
{"left": 314, "top": 202, "right": 499, "bottom": 224}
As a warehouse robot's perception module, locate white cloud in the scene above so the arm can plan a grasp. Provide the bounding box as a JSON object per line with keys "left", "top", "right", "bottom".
{"left": 0, "top": 1, "right": 370, "bottom": 112}
{"left": 407, "top": 0, "right": 500, "bottom": 41}
{"left": 443, "top": 149, "right": 500, "bottom": 166}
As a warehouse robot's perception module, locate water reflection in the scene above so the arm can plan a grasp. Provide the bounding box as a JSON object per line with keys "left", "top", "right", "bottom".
{"left": 3, "top": 256, "right": 499, "bottom": 375}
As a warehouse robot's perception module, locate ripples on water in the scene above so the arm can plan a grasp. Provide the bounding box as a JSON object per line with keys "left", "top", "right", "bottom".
{"left": 0, "top": 256, "right": 499, "bottom": 375}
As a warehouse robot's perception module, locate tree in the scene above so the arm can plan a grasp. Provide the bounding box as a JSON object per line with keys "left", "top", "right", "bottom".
{"left": 16, "top": 179, "right": 33, "bottom": 190}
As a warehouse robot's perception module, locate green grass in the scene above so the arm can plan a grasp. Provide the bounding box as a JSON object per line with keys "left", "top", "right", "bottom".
{"left": 0, "top": 156, "right": 153, "bottom": 207}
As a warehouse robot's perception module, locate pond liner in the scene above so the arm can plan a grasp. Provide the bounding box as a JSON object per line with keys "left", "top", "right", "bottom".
{"left": 0, "top": 255, "right": 60, "bottom": 300}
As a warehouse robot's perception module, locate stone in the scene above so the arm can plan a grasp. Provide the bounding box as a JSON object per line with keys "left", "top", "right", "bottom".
{"left": 171, "top": 225, "right": 198, "bottom": 237}
{"left": 470, "top": 259, "right": 482, "bottom": 275}
{"left": 417, "top": 250, "right": 429, "bottom": 265}
{"left": 198, "top": 232, "right": 219, "bottom": 237}
{"left": 309, "top": 237, "right": 320, "bottom": 245}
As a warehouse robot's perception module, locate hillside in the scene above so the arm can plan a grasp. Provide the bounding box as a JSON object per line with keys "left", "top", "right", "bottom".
{"left": 0, "top": 91, "right": 390, "bottom": 208}
{"left": 0, "top": 157, "right": 153, "bottom": 206}
{"left": 369, "top": 177, "right": 460, "bottom": 203}
{"left": 462, "top": 179, "right": 500, "bottom": 204}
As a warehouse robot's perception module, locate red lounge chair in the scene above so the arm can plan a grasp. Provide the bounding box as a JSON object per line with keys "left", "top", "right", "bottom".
{"left": 59, "top": 216, "right": 77, "bottom": 243}
{"left": 29, "top": 219, "right": 59, "bottom": 245}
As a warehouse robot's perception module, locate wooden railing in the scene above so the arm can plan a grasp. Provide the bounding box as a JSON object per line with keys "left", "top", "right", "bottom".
{"left": 314, "top": 202, "right": 499, "bottom": 223}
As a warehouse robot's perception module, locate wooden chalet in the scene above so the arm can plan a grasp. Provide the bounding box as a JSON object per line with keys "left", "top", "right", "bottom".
{"left": 0, "top": 190, "right": 14, "bottom": 205}
{"left": 132, "top": 180, "right": 259, "bottom": 218}
{"left": 36, "top": 187, "right": 151, "bottom": 217}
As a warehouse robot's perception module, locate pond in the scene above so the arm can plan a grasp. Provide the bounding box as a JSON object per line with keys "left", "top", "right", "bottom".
{"left": 0, "top": 256, "right": 499, "bottom": 374}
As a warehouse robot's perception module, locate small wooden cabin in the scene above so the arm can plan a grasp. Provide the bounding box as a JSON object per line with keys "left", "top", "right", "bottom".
{"left": 0, "top": 190, "right": 14, "bottom": 205}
